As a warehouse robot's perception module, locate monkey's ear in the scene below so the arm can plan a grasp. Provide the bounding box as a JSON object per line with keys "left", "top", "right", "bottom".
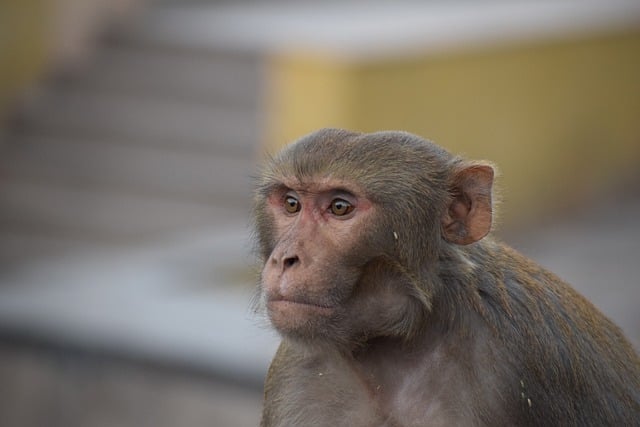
{"left": 442, "top": 163, "right": 494, "bottom": 245}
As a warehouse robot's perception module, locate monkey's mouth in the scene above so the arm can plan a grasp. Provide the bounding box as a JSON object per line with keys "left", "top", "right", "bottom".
{"left": 267, "top": 297, "right": 335, "bottom": 316}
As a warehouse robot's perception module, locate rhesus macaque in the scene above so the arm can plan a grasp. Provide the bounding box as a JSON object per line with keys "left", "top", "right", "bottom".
{"left": 253, "top": 129, "right": 639, "bottom": 426}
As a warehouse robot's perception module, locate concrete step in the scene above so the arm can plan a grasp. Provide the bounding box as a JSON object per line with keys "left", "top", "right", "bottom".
{"left": 0, "top": 180, "right": 248, "bottom": 242}
{"left": 110, "top": 5, "right": 265, "bottom": 54}
{"left": 18, "top": 88, "right": 262, "bottom": 155}
{"left": 2, "top": 134, "right": 256, "bottom": 205}
{"left": 0, "top": 344, "right": 263, "bottom": 427}
{"left": 0, "top": 220, "right": 217, "bottom": 273}
{"left": 0, "top": 224, "right": 278, "bottom": 388}
{"left": 60, "top": 44, "right": 263, "bottom": 109}
{"left": 0, "top": 229, "right": 109, "bottom": 272}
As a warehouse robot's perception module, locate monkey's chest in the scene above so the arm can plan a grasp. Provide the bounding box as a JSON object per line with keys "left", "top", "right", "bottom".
{"left": 288, "top": 358, "right": 474, "bottom": 427}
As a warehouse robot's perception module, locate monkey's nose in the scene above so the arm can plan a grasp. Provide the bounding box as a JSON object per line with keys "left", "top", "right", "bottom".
{"left": 270, "top": 252, "right": 300, "bottom": 273}
{"left": 283, "top": 255, "right": 299, "bottom": 270}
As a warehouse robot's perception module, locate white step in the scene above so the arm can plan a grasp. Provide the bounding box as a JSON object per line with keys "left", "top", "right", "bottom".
{"left": 0, "top": 181, "right": 248, "bottom": 240}
{"left": 0, "top": 229, "right": 102, "bottom": 271}
{"left": 4, "top": 135, "right": 256, "bottom": 204}
{"left": 0, "top": 225, "right": 279, "bottom": 387}
{"left": 65, "top": 45, "right": 262, "bottom": 109}
{"left": 21, "top": 89, "right": 261, "bottom": 154}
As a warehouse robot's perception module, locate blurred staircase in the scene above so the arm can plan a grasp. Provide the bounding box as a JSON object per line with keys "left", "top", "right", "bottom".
{"left": 0, "top": 6, "right": 275, "bottom": 425}
{"left": 0, "top": 7, "right": 264, "bottom": 269}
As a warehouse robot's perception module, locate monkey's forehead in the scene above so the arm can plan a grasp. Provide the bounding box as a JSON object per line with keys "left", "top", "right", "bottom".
{"left": 260, "top": 174, "right": 366, "bottom": 196}
{"left": 256, "top": 128, "right": 458, "bottom": 201}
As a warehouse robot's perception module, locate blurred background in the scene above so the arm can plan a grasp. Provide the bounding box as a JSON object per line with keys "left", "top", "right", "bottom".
{"left": 0, "top": 1, "right": 639, "bottom": 426}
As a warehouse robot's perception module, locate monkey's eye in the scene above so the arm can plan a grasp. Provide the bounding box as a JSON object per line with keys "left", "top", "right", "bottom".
{"left": 284, "top": 196, "right": 301, "bottom": 214}
{"left": 330, "top": 198, "right": 353, "bottom": 216}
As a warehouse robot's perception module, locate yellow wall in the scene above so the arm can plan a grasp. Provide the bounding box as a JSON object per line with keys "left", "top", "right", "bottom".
{"left": 0, "top": 0, "right": 49, "bottom": 118}
{"left": 264, "top": 30, "right": 640, "bottom": 228}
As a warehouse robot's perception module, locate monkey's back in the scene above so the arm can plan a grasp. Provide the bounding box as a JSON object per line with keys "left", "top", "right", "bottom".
{"left": 476, "top": 239, "right": 640, "bottom": 425}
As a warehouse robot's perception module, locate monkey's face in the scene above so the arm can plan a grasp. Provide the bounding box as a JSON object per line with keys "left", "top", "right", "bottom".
{"left": 254, "top": 128, "right": 494, "bottom": 344}
{"left": 259, "top": 175, "right": 384, "bottom": 341}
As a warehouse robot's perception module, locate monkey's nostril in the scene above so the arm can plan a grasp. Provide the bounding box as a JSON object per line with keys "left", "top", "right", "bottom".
{"left": 283, "top": 256, "right": 299, "bottom": 269}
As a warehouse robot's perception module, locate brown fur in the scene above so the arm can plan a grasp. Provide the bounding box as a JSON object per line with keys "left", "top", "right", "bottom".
{"left": 253, "top": 129, "right": 640, "bottom": 426}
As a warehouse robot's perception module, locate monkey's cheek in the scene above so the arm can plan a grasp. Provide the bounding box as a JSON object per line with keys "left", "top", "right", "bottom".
{"left": 267, "top": 300, "right": 334, "bottom": 333}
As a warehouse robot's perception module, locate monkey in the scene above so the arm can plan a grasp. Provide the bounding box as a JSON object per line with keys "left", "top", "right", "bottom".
{"left": 252, "top": 128, "right": 640, "bottom": 426}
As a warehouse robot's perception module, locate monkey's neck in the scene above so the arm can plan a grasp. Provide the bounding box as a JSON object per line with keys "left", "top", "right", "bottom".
{"left": 344, "top": 329, "right": 462, "bottom": 412}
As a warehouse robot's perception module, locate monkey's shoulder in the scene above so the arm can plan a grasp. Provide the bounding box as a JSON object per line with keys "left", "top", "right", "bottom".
{"left": 471, "top": 239, "right": 635, "bottom": 355}
{"left": 466, "top": 240, "right": 640, "bottom": 424}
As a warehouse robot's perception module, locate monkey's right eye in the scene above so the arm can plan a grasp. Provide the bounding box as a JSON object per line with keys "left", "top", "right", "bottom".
{"left": 284, "top": 196, "right": 301, "bottom": 214}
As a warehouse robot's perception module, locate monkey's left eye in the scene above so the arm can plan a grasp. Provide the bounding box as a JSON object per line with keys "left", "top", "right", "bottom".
{"left": 284, "top": 196, "right": 301, "bottom": 214}
{"left": 330, "top": 198, "right": 353, "bottom": 216}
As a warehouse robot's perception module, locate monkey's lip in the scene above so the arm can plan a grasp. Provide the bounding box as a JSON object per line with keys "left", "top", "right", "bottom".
{"left": 267, "top": 297, "right": 335, "bottom": 314}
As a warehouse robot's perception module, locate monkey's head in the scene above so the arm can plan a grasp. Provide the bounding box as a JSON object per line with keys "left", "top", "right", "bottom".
{"left": 253, "top": 129, "right": 494, "bottom": 347}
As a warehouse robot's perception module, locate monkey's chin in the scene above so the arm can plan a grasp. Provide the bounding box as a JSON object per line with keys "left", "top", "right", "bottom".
{"left": 267, "top": 300, "right": 334, "bottom": 333}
